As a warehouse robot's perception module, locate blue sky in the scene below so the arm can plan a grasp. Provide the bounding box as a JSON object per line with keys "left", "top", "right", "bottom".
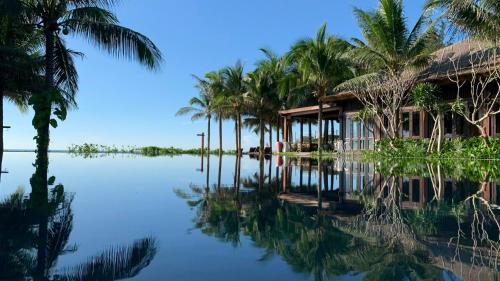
{"left": 5, "top": 0, "right": 427, "bottom": 150}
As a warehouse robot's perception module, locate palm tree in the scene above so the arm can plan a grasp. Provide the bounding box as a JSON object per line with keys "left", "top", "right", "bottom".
{"left": 337, "top": 0, "right": 442, "bottom": 143}
{"left": 244, "top": 69, "right": 272, "bottom": 157}
{"left": 224, "top": 61, "right": 245, "bottom": 156}
{"left": 256, "top": 48, "right": 287, "bottom": 154}
{"left": 176, "top": 75, "right": 214, "bottom": 154}
{"left": 24, "top": 0, "right": 162, "bottom": 162}
{"left": 425, "top": 0, "right": 500, "bottom": 44}
{"left": 0, "top": 0, "right": 42, "bottom": 153}
{"left": 206, "top": 70, "right": 227, "bottom": 157}
{"left": 289, "top": 23, "right": 353, "bottom": 155}
{"left": 347, "top": 0, "right": 440, "bottom": 79}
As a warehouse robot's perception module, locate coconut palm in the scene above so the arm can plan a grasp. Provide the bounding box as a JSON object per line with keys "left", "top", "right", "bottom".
{"left": 425, "top": 0, "right": 500, "bottom": 43}
{"left": 0, "top": 0, "right": 42, "bottom": 152}
{"left": 342, "top": 0, "right": 441, "bottom": 83}
{"left": 24, "top": 0, "right": 162, "bottom": 162}
{"left": 176, "top": 76, "right": 214, "bottom": 154}
{"left": 256, "top": 48, "right": 288, "bottom": 154}
{"left": 206, "top": 70, "right": 227, "bottom": 157}
{"left": 223, "top": 61, "right": 245, "bottom": 156}
{"left": 244, "top": 69, "right": 272, "bottom": 157}
{"left": 289, "top": 23, "right": 353, "bottom": 155}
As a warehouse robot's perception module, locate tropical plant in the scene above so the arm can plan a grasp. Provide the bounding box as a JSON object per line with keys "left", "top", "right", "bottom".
{"left": 223, "top": 61, "right": 245, "bottom": 155}
{"left": 289, "top": 23, "right": 353, "bottom": 154}
{"left": 337, "top": 0, "right": 442, "bottom": 144}
{"left": 206, "top": 70, "right": 227, "bottom": 157}
{"left": 244, "top": 68, "right": 273, "bottom": 157}
{"left": 0, "top": 0, "right": 42, "bottom": 152}
{"left": 425, "top": 0, "right": 500, "bottom": 43}
{"left": 177, "top": 75, "right": 214, "bottom": 154}
{"left": 24, "top": 0, "right": 162, "bottom": 164}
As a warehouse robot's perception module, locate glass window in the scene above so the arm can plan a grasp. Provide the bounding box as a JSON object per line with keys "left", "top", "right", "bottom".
{"left": 345, "top": 117, "right": 352, "bottom": 139}
{"left": 402, "top": 178, "right": 410, "bottom": 201}
{"left": 360, "top": 120, "right": 365, "bottom": 138}
{"left": 444, "top": 112, "right": 453, "bottom": 135}
{"left": 412, "top": 112, "right": 420, "bottom": 137}
{"left": 402, "top": 112, "right": 410, "bottom": 138}
{"left": 353, "top": 120, "right": 359, "bottom": 138}
{"left": 456, "top": 114, "right": 465, "bottom": 135}
{"left": 412, "top": 179, "right": 420, "bottom": 202}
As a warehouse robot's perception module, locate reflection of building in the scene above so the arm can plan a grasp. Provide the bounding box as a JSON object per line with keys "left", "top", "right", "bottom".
{"left": 279, "top": 158, "right": 500, "bottom": 210}
{"left": 279, "top": 41, "right": 500, "bottom": 152}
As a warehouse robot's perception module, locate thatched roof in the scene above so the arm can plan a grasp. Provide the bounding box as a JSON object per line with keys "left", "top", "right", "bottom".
{"left": 320, "top": 41, "right": 500, "bottom": 103}
{"left": 420, "top": 40, "right": 500, "bottom": 82}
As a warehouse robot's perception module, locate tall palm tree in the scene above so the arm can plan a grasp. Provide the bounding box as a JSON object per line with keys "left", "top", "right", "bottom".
{"left": 425, "top": 0, "right": 500, "bottom": 44}
{"left": 24, "top": 0, "right": 162, "bottom": 162}
{"left": 176, "top": 75, "right": 214, "bottom": 154}
{"left": 289, "top": 24, "right": 353, "bottom": 155}
{"left": 224, "top": 61, "right": 245, "bottom": 156}
{"left": 244, "top": 69, "right": 272, "bottom": 157}
{"left": 206, "top": 70, "right": 227, "bottom": 157}
{"left": 256, "top": 48, "right": 287, "bottom": 154}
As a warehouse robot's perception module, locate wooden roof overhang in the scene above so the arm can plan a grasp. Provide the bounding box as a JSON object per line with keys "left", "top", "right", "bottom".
{"left": 279, "top": 104, "right": 341, "bottom": 120}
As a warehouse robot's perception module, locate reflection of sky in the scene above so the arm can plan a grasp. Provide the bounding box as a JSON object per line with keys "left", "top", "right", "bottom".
{"left": 0, "top": 153, "right": 315, "bottom": 281}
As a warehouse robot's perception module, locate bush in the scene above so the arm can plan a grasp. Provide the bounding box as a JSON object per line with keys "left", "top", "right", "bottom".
{"left": 366, "top": 137, "right": 500, "bottom": 160}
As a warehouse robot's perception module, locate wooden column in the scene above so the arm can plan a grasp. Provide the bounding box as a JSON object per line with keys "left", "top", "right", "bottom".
{"left": 324, "top": 120, "right": 329, "bottom": 145}
{"left": 331, "top": 120, "right": 335, "bottom": 145}
{"left": 308, "top": 120, "right": 312, "bottom": 147}
{"left": 283, "top": 117, "right": 288, "bottom": 143}
{"left": 339, "top": 113, "right": 345, "bottom": 142}
{"left": 300, "top": 119, "right": 304, "bottom": 146}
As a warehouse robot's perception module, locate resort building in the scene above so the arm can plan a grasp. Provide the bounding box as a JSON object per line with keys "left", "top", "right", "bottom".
{"left": 279, "top": 41, "right": 500, "bottom": 152}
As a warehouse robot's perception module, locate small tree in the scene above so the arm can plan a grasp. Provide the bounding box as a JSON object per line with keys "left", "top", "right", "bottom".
{"left": 448, "top": 42, "right": 500, "bottom": 146}
{"left": 411, "top": 83, "right": 449, "bottom": 153}
{"left": 347, "top": 71, "right": 417, "bottom": 147}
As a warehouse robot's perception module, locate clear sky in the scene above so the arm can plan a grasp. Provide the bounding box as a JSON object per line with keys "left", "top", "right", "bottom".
{"left": 5, "top": 0, "right": 427, "bottom": 150}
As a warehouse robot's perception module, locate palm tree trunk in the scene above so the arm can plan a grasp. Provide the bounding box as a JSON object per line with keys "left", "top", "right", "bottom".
{"left": 276, "top": 119, "right": 280, "bottom": 142}
{"left": 0, "top": 91, "right": 3, "bottom": 153}
{"left": 217, "top": 154, "right": 222, "bottom": 192}
{"left": 259, "top": 116, "right": 265, "bottom": 157}
{"left": 318, "top": 101, "right": 323, "bottom": 155}
{"left": 207, "top": 115, "right": 211, "bottom": 154}
{"left": 238, "top": 113, "right": 242, "bottom": 156}
{"left": 36, "top": 29, "right": 56, "bottom": 167}
{"left": 218, "top": 117, "right": 223, "bottom": 157}
{"left": 317, "top": 159, "right": 323, "bottom": 211}
{"left": 234, "top": 119, "right": 238, "bottom": 154}
{"left": 206, "top": 153, "right": 211, "bottom": 192}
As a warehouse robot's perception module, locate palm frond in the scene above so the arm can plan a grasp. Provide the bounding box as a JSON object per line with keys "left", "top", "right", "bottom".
{"left": 53, "top": 36, "right": 81, "bottom": 104}
{"left": 66, "top": 20, "right": 162, "bottom": 70}
{"left": 57, "top": 237, "right": 157, "bottom": 281}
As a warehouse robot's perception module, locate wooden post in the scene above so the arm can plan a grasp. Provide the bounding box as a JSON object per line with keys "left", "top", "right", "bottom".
{"left": 324, "top": 119, "right": 329, "bottom": 145}
{"left": 283, "top": 117, "right": 288, "bottom": 143}
{"left": 300, "top": 119, "right": 304, "bottom": 148}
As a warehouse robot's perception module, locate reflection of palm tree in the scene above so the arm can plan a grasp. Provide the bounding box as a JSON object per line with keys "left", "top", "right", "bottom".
{"left": 0, "top": 149, "right": 157, "bottom": 281}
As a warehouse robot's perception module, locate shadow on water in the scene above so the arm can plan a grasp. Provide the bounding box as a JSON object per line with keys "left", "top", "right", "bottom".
{"left": 177, "top": 155, "right": 500, "bottom": 281}
{"left": 0, "top": 149, "right": 157, "bottom": 281}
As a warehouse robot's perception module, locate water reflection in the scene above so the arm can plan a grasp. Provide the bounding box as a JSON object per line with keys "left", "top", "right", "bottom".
{"left": 180, "top": 156, "right": 500, "bottom": 281}
{"left": 0, "top": 150, "right": 157, "bottom": 281}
